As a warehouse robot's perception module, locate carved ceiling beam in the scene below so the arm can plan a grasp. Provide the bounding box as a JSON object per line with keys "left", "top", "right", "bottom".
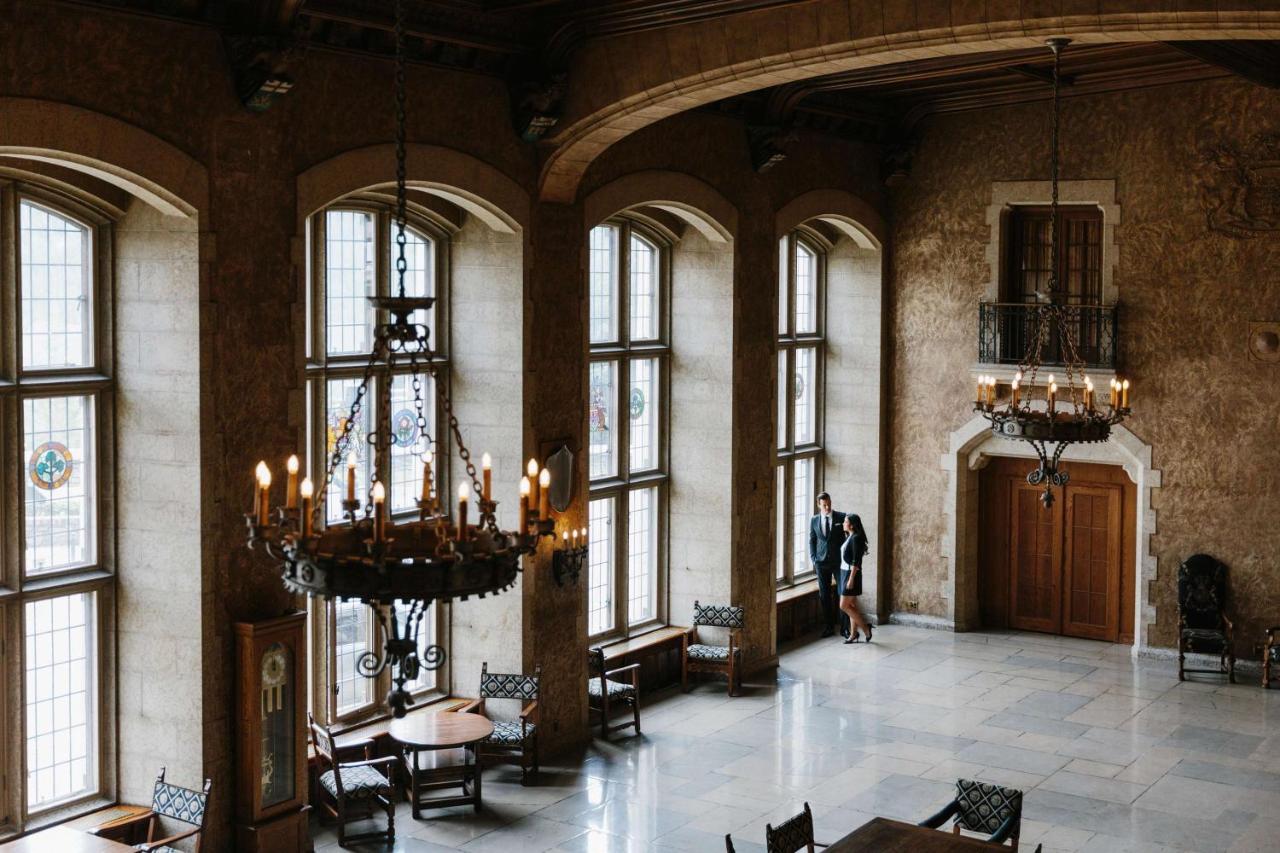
{"left": 1166, "top": 41, "right": 1280, "bottom": 89}
{"left": 299, "top": 0, "right": 530, "bottom": 54}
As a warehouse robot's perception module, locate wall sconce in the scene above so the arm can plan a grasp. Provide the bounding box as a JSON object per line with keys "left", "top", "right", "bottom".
{"left": 553, "top": 528, "right": 588, "bottom": 586}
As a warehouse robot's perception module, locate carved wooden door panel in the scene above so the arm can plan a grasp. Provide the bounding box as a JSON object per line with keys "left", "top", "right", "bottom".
{"left": 1062, "top": 485, "right": 1122, "bottom": 641}
{"left": 1009, "top": 484, "right": 1062, "bottom": 633}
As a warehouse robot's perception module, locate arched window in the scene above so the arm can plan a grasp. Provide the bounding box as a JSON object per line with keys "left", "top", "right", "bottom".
{"left": 1, "top": 185, "right": 114, "bottom": 823}
{"left": 587, "top": 220, "right": 669, "bottom": 640}
{"left": 307, "top": 202, "right": 448, "bottom": 724}
{"left": 777, "top": 232, "right": 826, "bottom": 585}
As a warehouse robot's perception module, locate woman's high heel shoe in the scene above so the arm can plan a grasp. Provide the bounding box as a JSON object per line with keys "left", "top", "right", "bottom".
{"left": 844, "top": 631, "right": 860, "bottom": 644}
{"left": 864, "top": 625, "right": 873, "bottom": 643}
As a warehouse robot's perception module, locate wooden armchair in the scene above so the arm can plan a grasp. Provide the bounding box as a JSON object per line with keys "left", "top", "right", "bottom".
{"left": 308, "top": 712, "right": 397, "bottom": 847}
{"left": 587, "top": 646, "right": 641, "bottom": 739}
{"left": 459, "top": 662, "right": 540, "bottom": 784}
{"left": 765, "top": 802, "right": 829, "bottom": 852}
{"left": 1264, "top": 626, "right": 1280, "bottom": 688}
{"left": 920, "top": 779, "right": 1023, "bottom": 848}
{"left": 1178, "top": 554, "right": 1235, "bottom": 683}
{"left": 681, "top": 601, "right": 744, "bottom": 696}
{"left": 108, "top": 767, "right": 212, "bottom": 853}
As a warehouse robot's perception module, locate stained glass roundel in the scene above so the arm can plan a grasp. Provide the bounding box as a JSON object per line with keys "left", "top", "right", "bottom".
{"left": 28, "top": 442, "right": 74, "bottom": 490}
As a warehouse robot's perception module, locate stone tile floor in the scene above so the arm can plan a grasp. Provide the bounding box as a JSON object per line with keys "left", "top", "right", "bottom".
{"left": 313, "top": 626, "right": 1280, "bottom": 851}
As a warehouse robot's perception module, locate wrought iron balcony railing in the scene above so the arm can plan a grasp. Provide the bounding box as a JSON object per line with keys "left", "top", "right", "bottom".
{"left": 978, "top": 302, "right": 1118, "bottom": 369}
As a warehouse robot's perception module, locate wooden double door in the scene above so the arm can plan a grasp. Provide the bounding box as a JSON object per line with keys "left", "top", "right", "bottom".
{"left": 979, "top": 458, "right": 1135, "bottom": 643}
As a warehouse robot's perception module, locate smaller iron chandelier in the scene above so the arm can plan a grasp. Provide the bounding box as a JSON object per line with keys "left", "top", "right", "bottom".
{"left": 972, "top": 38, "right": 1133, "bottom": 507}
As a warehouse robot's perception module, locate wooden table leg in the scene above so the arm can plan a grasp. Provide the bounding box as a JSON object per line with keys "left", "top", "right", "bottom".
{"left": 472, "top": 743, "right": 483, "bottom": 813}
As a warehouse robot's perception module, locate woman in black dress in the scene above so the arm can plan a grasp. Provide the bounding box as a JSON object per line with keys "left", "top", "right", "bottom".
{"left": 838, "top": 514, "right": 873, "bottom": 643}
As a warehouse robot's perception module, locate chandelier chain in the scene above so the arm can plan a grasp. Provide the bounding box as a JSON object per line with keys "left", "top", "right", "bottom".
{"left": 393, "top": 0, "right": 408, "bottom": 300}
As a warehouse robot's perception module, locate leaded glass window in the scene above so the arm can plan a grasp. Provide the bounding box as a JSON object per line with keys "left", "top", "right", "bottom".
{"left": 307, "top": 203, "right": 449, "bottom": 723}
{"left": 776, "top": 232, "right": 826, "bottom": 586}
{"left": 3, "top": 185, "right": 114, "bottom": 829}
{"left": 587, "top": 220, "right": 669, "bottom": 641}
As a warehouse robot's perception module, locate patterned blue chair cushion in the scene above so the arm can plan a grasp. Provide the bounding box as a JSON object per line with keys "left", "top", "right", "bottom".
{"left": 479, "top": 670, "right": 539, "bottom": 700}
{"left": 693, "top": 601, "right": 745, "bottom": 629}
{"left": 687, "top": 643, "right": 730, "bottom": 661}
{"left": 320, "top": 765, "right": 392, "bottom": 800}
{"left": 152, "top": 780, "right": 209, "bottom": 825}
{"left": 484, "top": 720, "right": 535, "bottom": 745}
{"left": 588, "top": 678, "right": 636, "bottom": 699}
{"left": 955, "top": 778, "right": 1022, "bottom": 835}
{"left": 134, "top": 847, "right": 181, "bottom": 853}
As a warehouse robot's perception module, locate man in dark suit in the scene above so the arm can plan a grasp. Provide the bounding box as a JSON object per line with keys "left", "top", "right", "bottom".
{"left": 809, "top": 492, "right": 847, "bottom": 638}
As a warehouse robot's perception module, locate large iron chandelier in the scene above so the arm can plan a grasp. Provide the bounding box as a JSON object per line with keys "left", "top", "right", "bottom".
{"left": 245, "top": 0, "right": 564, "bottom": 716}
{"left": 974, "top": 38, "right": 1132, "bottom": 507}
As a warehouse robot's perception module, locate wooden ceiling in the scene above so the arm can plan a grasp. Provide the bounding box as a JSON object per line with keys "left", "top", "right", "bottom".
{"left": 56, "top": 1, "right": 1280, "bottom": 142}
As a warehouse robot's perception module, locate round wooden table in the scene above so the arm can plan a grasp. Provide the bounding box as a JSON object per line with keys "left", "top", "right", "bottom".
{"left": 389, "top": 712, "right": 494, "bottom": 817}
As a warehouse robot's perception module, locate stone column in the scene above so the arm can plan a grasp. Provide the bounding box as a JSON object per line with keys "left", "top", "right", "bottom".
{"left": 521, "top": 202, "right": 588, "bottom": 752}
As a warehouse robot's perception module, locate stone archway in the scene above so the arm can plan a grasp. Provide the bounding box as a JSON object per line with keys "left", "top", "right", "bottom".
{"left": 941, "top": 415, "right": 1161, "bottom": 650}
{"left": 540, "top": 7, "right": 1280, "bottom": 201}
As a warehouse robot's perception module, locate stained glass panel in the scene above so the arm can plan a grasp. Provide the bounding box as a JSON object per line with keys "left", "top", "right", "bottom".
{"left": 23, "top": 395, "right": 95, "bottom": 575}
{"left": 391, "top": 225, "right": 436, "bottom": 344}
{"left": 588, "top": 498, "right": 615, "bottom": 636}
{"left": 628, "top": 357, "right": 658, "bottom": 473}
{"left": 20, "top": 201, "right": 92, "bottom": 371}
{"left": 389, "top": 374, "right": 435, "bottom": 515}
{"left": 589, "top": 225, "right": 618, "bottom": 344}
{"left": 25, "top": 592, "right": 96, "bottom": 810}
{"left": 589, "top": 360, "right": 618, "bottom": 480}
{"left": 325, "top": 210, "right": 376, "bottom": 356}
{"left": 777, "top": 352, "right": 788, "bottom": 451}
{"left": 795, "top": 241, "right": 817, "bottom": 334}
{"left": 778, "top": 238, "right": 789, "bottom": 336}
{"left": 794, "top": 346, "right": 816, "bottom": 446}
{"left": 776, "top": 465, "right": 786, "bottom": 581}
{"left": 791, "top": 458, "right": 814, "bottom": 578}
{"left": 324, "top": 377, "right": 374, "bottom": 524}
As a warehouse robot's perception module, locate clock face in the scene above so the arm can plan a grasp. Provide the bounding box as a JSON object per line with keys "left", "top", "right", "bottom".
{"left": 262, "top": 647, "right": 288, "bottom": 689}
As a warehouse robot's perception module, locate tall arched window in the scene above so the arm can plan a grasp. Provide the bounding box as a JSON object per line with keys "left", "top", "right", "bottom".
{"left": 307, "top": 201, "right": 448, "bottom": 724}
{"left": 0, "top": 184, "right": 115, "bottom": 825}
{"left": 776, "top": 232, "right": 826, "bottom": 585}
{"left": 587, "top": 220, "right": 669, "bottom": 640}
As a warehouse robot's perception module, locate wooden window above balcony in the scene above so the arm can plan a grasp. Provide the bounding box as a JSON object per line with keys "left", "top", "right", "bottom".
{"left": 1003, "top": 205, "right": 1103, "bottom": 304}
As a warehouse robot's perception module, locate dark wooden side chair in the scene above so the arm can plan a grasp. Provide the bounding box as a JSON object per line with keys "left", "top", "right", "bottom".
{"left": 587, "top": 646, "right": 641, "bottom": 739}
{"left": 460, "top": 662, "right": 540, "bottom": 784}
{"left": 920, "top": 779, "right": 1023, "bottom": 848}
{"left": 1178, "top": 553, "right": 1235, "bottom": 683}
{"left": 115, "top": 767, "right": 212, "bottom": 853}
{"left": 681, "top": 600, "right": 744, "bottom": 696}
{"left": 308, "top": 712, "right": 396, "bottom": 847}
{"left": 765, "top": 802, "right": 828, "bottom": 852}
{"left": 1264, "top": 626, "right": 1280, "bottom": 688}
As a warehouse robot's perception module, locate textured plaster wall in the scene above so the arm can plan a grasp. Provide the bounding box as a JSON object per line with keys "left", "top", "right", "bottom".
{"left": 889, "top": 77, "right": 1280, "bottom": 652}
{"left": 669, "top": 230, "right": 735, "bottom": 625}
{"left": 448, "top": 216, "right": 524, "bottom": 688}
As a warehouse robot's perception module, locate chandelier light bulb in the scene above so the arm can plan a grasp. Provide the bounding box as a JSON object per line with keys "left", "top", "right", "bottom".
{"left": 300, "top": 477, "right": 314, "bottom": 499}
{"left": 372, "top": 481, "right": 386, "bottom": 504}
{"left": 458, "top": 482, "right": 471, "bottom": 502}
{"left": 527, "top": 458, "right": 539, "bottom": 478}
{"left": 347, "top": 451, "right": 357, "bottom": 469}
{"left": 287, "top": 454, "right": 299, "bottom": 475}
{"left": 256, "top": 461, "right": 272, "bottom": 488}
{"left": 519, "top": 476, "right": 531, "bottom": 496}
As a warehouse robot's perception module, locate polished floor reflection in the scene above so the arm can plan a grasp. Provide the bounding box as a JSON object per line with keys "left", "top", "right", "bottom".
{"left": 313, "top": 627, "right": 1280, "bottom": 852}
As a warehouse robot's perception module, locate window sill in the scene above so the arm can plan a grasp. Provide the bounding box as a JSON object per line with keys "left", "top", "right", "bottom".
{"left": 777, "top": 579, "right": 819, "bottom": 604}
{"left": 316, "top": 694, "right": 468, "bottom": 757}
{"left": 12, "top": 794, "right": 115, "bottom": 839}
{"left": 598, "top": 625, "right": 689, "bottom": 660}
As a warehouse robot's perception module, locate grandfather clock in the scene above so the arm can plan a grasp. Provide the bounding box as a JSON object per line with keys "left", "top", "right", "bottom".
{"left": 235, "top": 612, "right": 310, "bottom": 851}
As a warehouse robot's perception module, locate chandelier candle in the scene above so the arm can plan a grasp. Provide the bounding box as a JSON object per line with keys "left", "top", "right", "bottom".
{"left": 526, "top": 458, "right": 540, "bottom": 508}
{"left": 300, "top": 477, "right": 314, "bottom": 538}
{"left": 286, "top": 454, "right": 299, "bottom": 508}
{"left": 1122, "top": 379, "right": 1130, "bottom": 408}
{"left": 256, "top": 462, "right": 271, "bottom": 527}
{"left": 420, "top": 450, "right": 433, "bottom": 505}
{"left": 538, "top": 468, "right": 551, "bottom": 517}
{"left": 457, "top": 482, "right": 470, "bottom": 542}
{"left": 346, "top": 451, "right": 357, "bottom": 503}
{"left": 519, "top": 476, "right": 530, "bottom": 530}
{"left": 372, "top": 481, "right": 387, "bottom": 542}
{"left": 481, "top": 452, "right": 492, "bottom": 501}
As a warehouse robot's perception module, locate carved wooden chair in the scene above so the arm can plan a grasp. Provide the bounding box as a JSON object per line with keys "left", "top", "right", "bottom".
{"left": 1178, "top": 554, "right": 1235, "bottom": 683}
{"left": 460, "top": 662, "right": 540, "bottom": 784}
{"left": 765, "top": 802, "right": 829, "bottom": 852}
{"left": 681, "top": 601, "right": 744, "bottom": 696}
{"left": 920, "top": 779, "right": 1023, "bottom": 848}
{"left": 308, "top": 712, "right": 397, "bottom": 847}
{"left": 1263, "top": 626, "right": 1280, "bottom": 688}
{"left": 113, "top": 767, "right": 212, "bottom": 853}
{"left": 587, "top": 646, "right": 641, "bottom": 739}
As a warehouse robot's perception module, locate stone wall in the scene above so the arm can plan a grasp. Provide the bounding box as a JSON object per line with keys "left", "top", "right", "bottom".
{"left": 888, "top": 76, "right": 1280, "bottom": 652}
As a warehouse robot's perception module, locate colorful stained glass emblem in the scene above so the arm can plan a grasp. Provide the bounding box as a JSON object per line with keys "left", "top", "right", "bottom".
{"left": 629, "top": 387, "right": 645, "bottom": 419}
{"left": 590, "top": 386, "right": 609, "bottom": 435}
{"left": 326, "top": 413, "right": 363, "bottom": 457}
{"left": 392, "top": 409, "right": 419, "bottom": 447}
{"left": 794, "top": 372, "right": 806, "bottom": 400}
{"left": 28, "top": 442, "right": 74, "bottom": 490}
